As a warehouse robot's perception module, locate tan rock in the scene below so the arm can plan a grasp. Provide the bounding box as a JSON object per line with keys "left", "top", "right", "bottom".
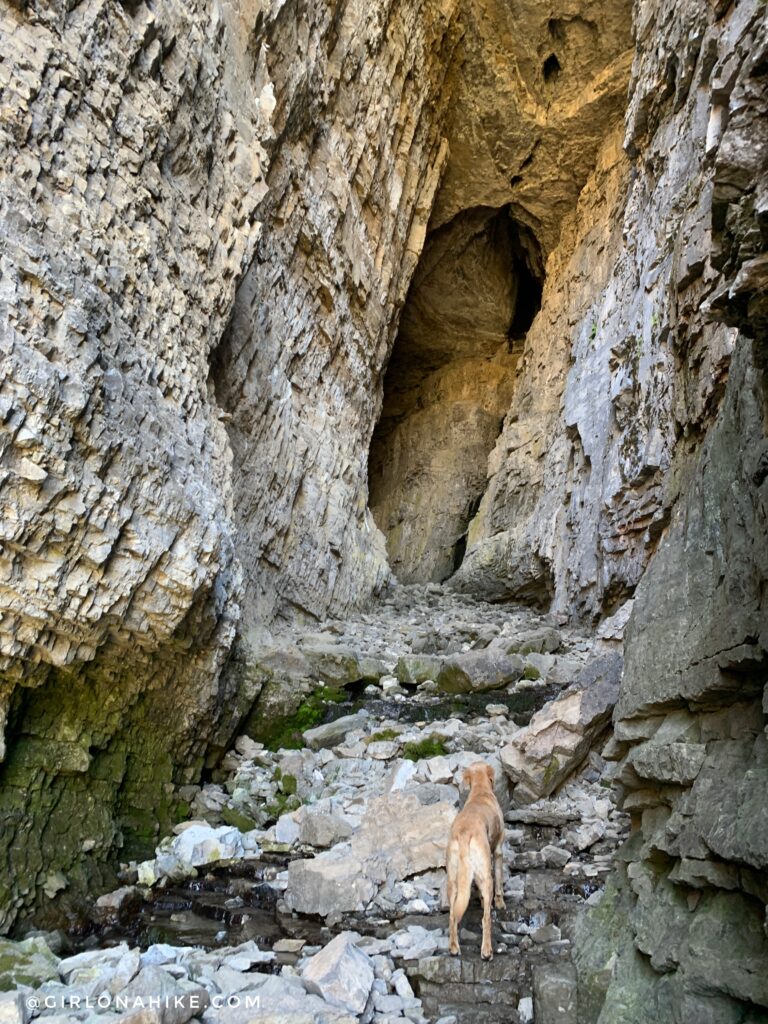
{"left": 500, "top": 654, "right": 621, "bottom": 802}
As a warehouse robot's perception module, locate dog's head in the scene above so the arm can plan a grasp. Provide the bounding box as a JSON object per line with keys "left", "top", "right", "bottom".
{"left": 462, "top": 762, "right": 495, "bottom": 790}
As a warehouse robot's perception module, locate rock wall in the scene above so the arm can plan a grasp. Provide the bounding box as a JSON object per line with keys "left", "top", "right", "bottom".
{"left": 0, "top": 0, "right": 274, "bottom": 930}
{"left": 572, "top": 1, "right": 768, "bottom": 1020}
{"left": 1, "top": 5, "right": 765, "bottom": 996}
{"left": 213, "top": 0, "right": 462, "bottom": 627}
{"left": 452, "top": 0, "right": 748, "bottom": 621}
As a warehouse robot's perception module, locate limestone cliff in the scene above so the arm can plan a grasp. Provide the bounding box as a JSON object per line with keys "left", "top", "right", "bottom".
{"left": 0, "top": 8, "right": 766, "bottom": 1012}
{"left": 0, "top": 0, "right": 276, "bottom": 931}
{"left": 573, "top": 2, "right": 768, "bottom": 1018}
{"left": 370, "top": 0, "right": 634, "bottom": 588}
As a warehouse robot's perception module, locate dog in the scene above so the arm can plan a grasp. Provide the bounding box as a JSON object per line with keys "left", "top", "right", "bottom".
{"left": 446, "top": 761, "right": 505, "bottom": 960}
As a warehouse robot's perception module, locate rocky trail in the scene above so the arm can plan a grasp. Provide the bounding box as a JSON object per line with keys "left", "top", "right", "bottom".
{"left": 0, "top": 588, "right": 631, "bottom": 1024}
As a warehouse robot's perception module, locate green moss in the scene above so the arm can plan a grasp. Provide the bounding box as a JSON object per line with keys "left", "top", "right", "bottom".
{"left": 253, "top": 686, "right": 347, "bottom": 751}
{"left": 402, "top": 737, "right": 448, "bottom": 761}
{"left": 0, "top": 937, "right": 59, "bottom": 991}
{"left": 542, "top": 754, "right": 561, "bottom": 788}
{"left": 174, "top": 799, "right": 191, "bottom": 820}
{"left": 265, "top": 792, "right": 302, "bottom": 820}
{"left": 522, "top": 664, "right": 541, "bottom": 681}
{"left": 369, "top": 728, "right": 399, "bottom": 743}
{"left": 279, "top": 772, "right": 297, "bottom": 796}
{"left": 220, "top": 806, "right": 258, "bottom": 832}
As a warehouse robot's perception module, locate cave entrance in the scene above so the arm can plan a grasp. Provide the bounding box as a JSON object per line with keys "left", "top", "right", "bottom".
{"left": 368, "top": 205, "right": 543, "bottom": 584}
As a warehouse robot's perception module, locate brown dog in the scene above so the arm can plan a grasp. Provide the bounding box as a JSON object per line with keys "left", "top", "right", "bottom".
{"left": 446, "top": 762, "right": 505, "bottom": 960}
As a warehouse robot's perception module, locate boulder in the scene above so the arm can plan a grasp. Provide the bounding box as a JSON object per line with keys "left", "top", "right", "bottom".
{"left": 0, "top": 935, "right": 59, "bottom": 990}
{"left": 301, "top": 932, "right": 374, "bottom": 1014}
{"left": 58, "top": 944, "right": 130, "bottom": 982}
{"left": 93, "top": 885, "right": 142, "bottom": 924}
{"left": 351, "top": 792, "right": 455, "bottom": 883}
{"left": 567, "top": 820, "right": 607, "bottom": 851}
{"left": 296, "top": 803, "right": 354, "bottom": 848}
{"left": 395, "top": 654, "right": 444, "bottom": 684}
{"left": 287, "top": 847, "right": 377, "bottom": 917}
{"left": 436, "top": 649, "right": 524, "bottom": 694}
{"left": 500, "top": 653, "right": 622, "bottom": 802}
{"left": 503, "top": 628, "right": 562, "bottom": 655}
{"left": 117, "top": 965, "right": 209, "bottom": 1024}
{"left": 274, "top": 812, "right": 301, "bottom": 845}
{"left": 154, "top": 824, "right": 244, "bottom": 879}
{"left": 286, "top": 792, "right": 454, "bottom": 917}
{"left": 233, "top": 735, "right": 265, "bottom": 759}
{"left": 303, "top": 712, "right": 367, "bottom": 750}
{"left": 299, "top": 642, "right": 362, "bottom": 685}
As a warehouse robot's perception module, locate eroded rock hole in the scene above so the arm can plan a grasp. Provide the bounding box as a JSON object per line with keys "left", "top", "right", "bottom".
{"left": 543, "top": 53, "right": 562, "bottom": 81}
{"left": 369, "top": 205, "right": 543, "bottom": 584}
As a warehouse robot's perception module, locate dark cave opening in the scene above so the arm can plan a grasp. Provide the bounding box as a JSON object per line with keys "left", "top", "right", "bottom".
{"left": 368, "top": 205, "right": 544, "bottom": 585}
{"left": 543, "top": 53, "right": 562, "bottom": 81}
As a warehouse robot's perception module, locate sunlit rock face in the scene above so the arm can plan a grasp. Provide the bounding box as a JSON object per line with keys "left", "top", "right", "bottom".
{"left": 451, "top": 0, "right": 758, "bottom": 622}
{"left": 368, "top": 0, "right": 633, "bottom": 586}
{"left": 368, "top": 206, "right": 530, "bottom": 584}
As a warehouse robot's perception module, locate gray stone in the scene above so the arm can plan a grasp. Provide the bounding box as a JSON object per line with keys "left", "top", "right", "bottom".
{"left": 0, "top": 936, "right": 60, "bottom": 990}
{"left": 301, "top": 932, "right": 374, "bottom": 1014}
{"left": 533, "top": 962, "right": 577, "bottom": 1023}
{"left": 566, "top": 820, "right": 606, "bottom": 851}
{"left": 396, "top": 656, "right": 445, "bottom": 685}
{"left": 303, "top": 713, "right": 368, "bottom": 751}
{"left": 517, "top": 996, "right": 534, "bottom": 1024}
{"left": 59, "top": 944, "right": 129, "bottom": 982}
{"left": 541, "top": 845, "right": 571, "bottom": 868}
{"left": 628, "top": 742, "right": 707, "bottom": 785}
{"left": 274, "top": 812, "right": 301, "bottom": 845}
{"left": 296, "top": 804, "right": 354, "bottom": 848}
{"left": 93, "top": 886, "right": 141, "bottom": 923}
{"left": 500, "top": 653, "right": 622, "bottom": 802}
{"left": 0, "top": 993, "right": 26, "bottom": 1024}
{"left": 287, "top": 848, "right": 377, "bottom": 917}
{"left": 437, "top": 650, "right": 524, "bottom": 694}
{"left": 118, "top": 966, "right": 209, "bottom": 1024}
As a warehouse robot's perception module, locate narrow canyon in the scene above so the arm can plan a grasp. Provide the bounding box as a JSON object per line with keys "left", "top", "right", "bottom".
{"left": 0, "top": 0, "right": 766, "bottom": 1022}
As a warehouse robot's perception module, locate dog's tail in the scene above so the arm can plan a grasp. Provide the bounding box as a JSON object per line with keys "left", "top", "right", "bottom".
{"left": 447, "top": 835, "right": 472, "bottom": 925}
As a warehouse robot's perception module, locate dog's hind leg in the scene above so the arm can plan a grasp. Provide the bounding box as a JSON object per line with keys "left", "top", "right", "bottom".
{"left": 470, "top": 837, "right": 494, "bottom": 961}
{"left": 493, "top": 838, "right": 506, "bottom": 910}
{"left": 479, "top": 866, "right": 494, "bottom": 960}
{"left": 447, "top": 839, "right": 470, "bottom": 956}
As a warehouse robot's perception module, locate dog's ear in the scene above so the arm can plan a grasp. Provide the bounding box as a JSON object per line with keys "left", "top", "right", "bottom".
{"left": 462, "top": 768, "right": 473, "bottom": 789}
{"left": 484, "top": 764, "right": 495, "bottom": 784}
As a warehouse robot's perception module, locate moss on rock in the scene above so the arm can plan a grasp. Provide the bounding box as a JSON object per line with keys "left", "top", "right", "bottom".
{"left": 402, "top": 736, "right": 448, "bottom": 761}
{"left": 0, "top": 936, "right": 59, "bottom": 991}
{"left": 249, "top": 686, "right": 347, "bottom": 751}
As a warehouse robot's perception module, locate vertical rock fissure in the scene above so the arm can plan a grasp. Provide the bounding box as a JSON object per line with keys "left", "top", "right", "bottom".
{"left": 368, "top": 205, "right": 543, "bottom": 585}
